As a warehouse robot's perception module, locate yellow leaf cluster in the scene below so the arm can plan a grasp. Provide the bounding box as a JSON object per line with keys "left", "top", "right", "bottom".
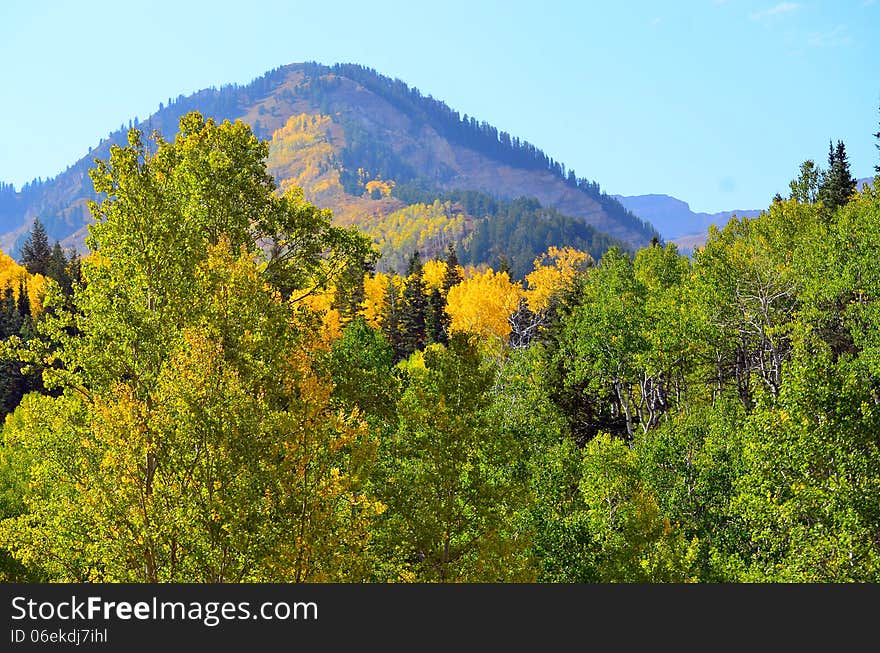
{"left": 298, "top": 285, "right": 342, "bottom": 348}
{"left": 445, "top": 269, "right": 523, "bottom": 341}
{"left": 268, "top": 114, "right": 343, "bottom": 200}
{"left": 0, "top": 250, "right": 46, "bottom": 316}
{"left": 363, "top": 272, "right": 397, "bottom": 328}
{"left": 365, "top": 179, "right": 395, "bottom": 198}
{"left": 525, "top": 246, "right": 593, "bottom": 312}
{"left": 364, "top": 201, "right": 468, "bottom": 271}
{"left": 422, "top": 259, "right": 447, "bottom": 290}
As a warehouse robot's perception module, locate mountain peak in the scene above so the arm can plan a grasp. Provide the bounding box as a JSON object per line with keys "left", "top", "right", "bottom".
{"left": 1, "top": 62, "right": 658, "bottom": 269}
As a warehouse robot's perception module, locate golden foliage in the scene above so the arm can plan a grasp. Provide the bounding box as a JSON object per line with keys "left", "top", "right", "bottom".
{"left": 365, "top": 179, "right": 395, "bottom": 198}
{"left": 525, "top": 246, "right": 593, "bottom": 312}
{"left": 363, "top": 272, "right": 397, "bottom": 329}
{"left": 363, "top": 201, "right": 469, "bottom": 272}
{"left": 268, "top": 114, "right": 344, "bottom": 201}
{"left": 422, "top": 259, "right": 447, "bottom": 290}
{"left": 298, "top": 283, "right": 342, "bottom": 349}
{"left": 0, "top": 250, "right": 46, "bottom": 316}
{"left": 445, "top": 268, "right": 523, "bottom": 342}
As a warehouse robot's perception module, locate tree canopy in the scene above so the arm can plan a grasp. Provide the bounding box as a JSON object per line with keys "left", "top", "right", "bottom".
{"left": 1, "top": 112, "right": 879, "bottom": 584}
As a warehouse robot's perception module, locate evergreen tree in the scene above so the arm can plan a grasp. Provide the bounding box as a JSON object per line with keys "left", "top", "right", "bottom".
{"left": 496, "top": 254, "right": 511, "bottom": 276}
{"left": 46, "top": 242, "right": 72, "bottom": 295}
{"left": 0, "top": 284, "right": 28, "bottom": 421}
{"left": 381, "top": 276, "right": 404, "bottom": 362}
{"left": 399, "top": 251, "right": 428, "bottom": 358}
{"left": 818, "top": 140, "right": 857, "bottom": 211}
{"left": 418, "top": 244, "right": 462, "bottom": 346}
{"left": 16, "top": 282, "right": 30, "bottom": 325}
{"left": 0, "top": 286, "right": 19, "bottom": 338}
{"left": 67, "top": 249, "right": 83, "bottom": 289}
{"left": 426, "top": 287, "right": 447, "bottom": 345}
{"left": 19, "top": 219, "right": 52, "bottom": 276}
{"left": 441, "top": 243, "right": 463, "bottom": 295}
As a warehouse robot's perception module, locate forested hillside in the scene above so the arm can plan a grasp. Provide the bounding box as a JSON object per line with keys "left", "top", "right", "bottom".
{"left": 0, "top": 111, "right": 878, "bottom": 582}
{"left": 0, "top": 63, "right": 656, "bottom": 274}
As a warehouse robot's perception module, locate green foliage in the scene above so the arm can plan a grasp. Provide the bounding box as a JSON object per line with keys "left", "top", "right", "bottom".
{"left": 326, "top": 315, "right": 399, "bottom": 425}
{"left": 19, "top": 219, "right": 52, "bottom": 276}
{"left": 730, "top": 351, "right": 880, "bottom": 581}
{"left": 789, "top": 159, "right": 821, "bottom": 204}
{"left": 3, "top": 105, "right": 880, "bottom": 584}
{"left": 553, "top": 247, "right": 649, "bottom": 442}
{"left": 578, "top": 434, "right": 700, "bottom": 582}
{"left": 373, "top": 335, "right": 530, "bottom": 581}
{"left": 531, "top": 183, "right": 880, "bottom": 581}
{"left": 0, "top": 112, "right": 378, "bottom": 582}
{"left": 818, "top": 140, "right": 857, "bottom": 212}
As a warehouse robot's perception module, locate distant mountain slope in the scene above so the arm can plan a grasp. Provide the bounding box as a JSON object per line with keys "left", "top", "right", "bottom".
{"left": 0, "top": 63, "right": 658, "bottom": 267}
{"left": 613, "top": 193, "right": 762, "bottom": 241}
{"left": 616, "top": 176, "right": 876, "bottom": 255}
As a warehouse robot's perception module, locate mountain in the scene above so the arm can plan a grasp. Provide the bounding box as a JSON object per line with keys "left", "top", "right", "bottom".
{"left": 616, "top": 177, "right": 876, "bottom": 255}
{"left": 0, "top": 63, "right": 658, "bottom": 274}
{"left": 613, "top": 193, "right": 762, "bottom": 241}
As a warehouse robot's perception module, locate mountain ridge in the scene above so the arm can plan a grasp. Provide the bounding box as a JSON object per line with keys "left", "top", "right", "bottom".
{"left": 612, "top": 193, "right": 762, "bottom": 241}
{"left": 0, "top": 62, "right": 657, "bottom": 266}
{"left": 615, "top": 176, "right": 876, "bottom": 254}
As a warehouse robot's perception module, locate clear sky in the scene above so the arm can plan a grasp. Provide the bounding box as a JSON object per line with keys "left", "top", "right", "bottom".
{"left": 1, "top": 0, "right": 877, "bottom": 213}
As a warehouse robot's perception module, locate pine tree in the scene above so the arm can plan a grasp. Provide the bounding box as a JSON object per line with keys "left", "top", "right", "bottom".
{"left": 496, "top": 254, "right": 511, "bottom": 276}
{"left": 419, "top": 244, "right": 462, "bottom": 346}
{"left": 46, "top": 242, "right": 72, "bottom": 295}
{"left": 0, "top": 286, "right": 19, "bottom": 338}
{"left": 399, "top": 251, "right": 428, "bottom": 358}
{"left": 441, "top": 243, "right": 463, "bottom": 296}
{"left": 381, "top": 277, "right": 404, "bottom": 362}
{"left": 818, "top": 140, "right": 857, "bottom": 211}
{"left": 426, "top": 287, "right": 447, "bottom": 345}
{"left": 16, "top": 281, "right": 30, "bottom": 324}
{"left": 67, "top": 248, "right": 83, "bottom": 289}
{"left": 20, "top": 219, "right": 52, "bottom": 276}
{"left": 0, "top": 284, "right": 28, "bottom": 421}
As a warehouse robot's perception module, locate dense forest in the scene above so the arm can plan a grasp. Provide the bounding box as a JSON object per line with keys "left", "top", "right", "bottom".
{"left": 371, "top": 186, "right": 629, "bottom": 277}
{"left": 0, "top": 111, "right": 878, "bottom": 582}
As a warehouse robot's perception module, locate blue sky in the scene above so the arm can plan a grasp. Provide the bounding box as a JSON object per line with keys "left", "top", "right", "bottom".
{"left": 1, "top": 0, "right": 877, "bottom": 212}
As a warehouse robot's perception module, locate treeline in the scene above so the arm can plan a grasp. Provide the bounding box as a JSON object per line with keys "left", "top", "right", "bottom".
{"left": 389, "top": 185, "right": 629, "bottom": 278}
{"left": 461, "top": 197, "right": 626, "bottom": 278}
{"left": 1, "top": 112, "right": 879, "bottom": 583}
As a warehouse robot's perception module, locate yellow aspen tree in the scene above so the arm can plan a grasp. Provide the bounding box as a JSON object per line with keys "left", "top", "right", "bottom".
{"left": 445, "top": 268, "right": 523, "bottom": 343}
